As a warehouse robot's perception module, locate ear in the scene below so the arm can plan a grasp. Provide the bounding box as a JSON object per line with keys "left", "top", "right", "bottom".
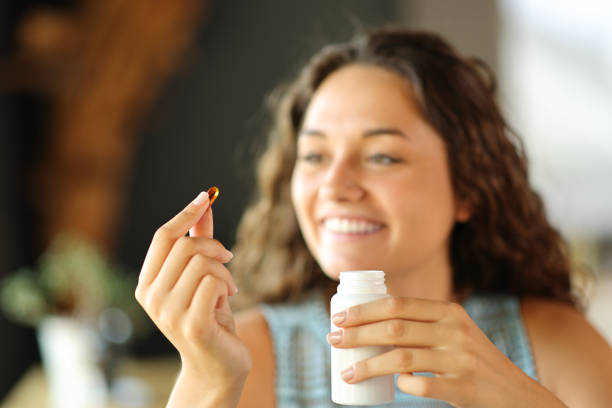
{"left": 454, "top": 197, "right": 473, "bottom": 223}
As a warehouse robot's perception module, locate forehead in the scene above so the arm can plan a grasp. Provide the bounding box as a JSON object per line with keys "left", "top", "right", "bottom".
{"left": 302, "top": 64, "right": 423, "bottom": 131}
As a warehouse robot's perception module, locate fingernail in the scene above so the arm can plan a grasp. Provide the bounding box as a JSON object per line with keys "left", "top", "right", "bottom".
{"left": 193, "top": 191, "right": 209, "bottom": 206}
{"left": 327, "top": 330, "right": 342, "bottom": 344}
{"left": 341, "top": 366, "right": 354, "bottom": 382}
{"left": 332, "top": 311, "right": 346, "bottom": 325}
{"left": 225, "top": 250, "right": 234, "bottom": 260}
{"left": 227, "top": 283, "right": 239, "bottom": 297}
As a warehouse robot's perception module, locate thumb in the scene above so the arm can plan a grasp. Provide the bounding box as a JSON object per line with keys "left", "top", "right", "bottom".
{"left": 214, "top": 295, "right": 236, "bottom": 334}
{"left": 189, "top": 205, "right": 213, "bottom": 238}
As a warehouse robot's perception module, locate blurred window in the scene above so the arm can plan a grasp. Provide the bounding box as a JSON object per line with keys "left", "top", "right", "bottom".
{"left": 500, "top": 0, "right": 612, "bottom": 239}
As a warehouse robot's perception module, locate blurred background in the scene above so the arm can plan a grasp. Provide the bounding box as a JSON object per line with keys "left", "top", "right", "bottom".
{"left": 1, "top": 0, "right": 610, "bottom": 407}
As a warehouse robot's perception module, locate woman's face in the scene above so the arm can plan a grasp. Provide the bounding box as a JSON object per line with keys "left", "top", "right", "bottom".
{"left": 290, "top": 64, "right": 470, "bottom": 282}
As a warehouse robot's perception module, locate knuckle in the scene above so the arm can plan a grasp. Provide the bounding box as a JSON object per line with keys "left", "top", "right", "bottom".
{"left": 210, "top": 238, "right": 225, "bottom": 250}
{"left": 354, "top": 359, "right": 369, "bottom": 378}
{"left": 346, "top": 305, "right": 360, "bottom": 322}
{"left": 190, "top": 253, "right": 207, "bottom": 266}
{"left": 134, "top": 285, "right": 145, "bottom": 304}
{"left": 396, "top": 349, "right": 414, "bottom": 371}
{"left": 176, "top": 236, "right": 194, "bottom": 252}
{"left": 143, "top": 296, "right": 160, "bottom": 318}
{"left": 158, "top": 310, "right": 178, "bottom": 330}
{"left": 386, "top": 319, "right": 406, "bottom": 338}
{"left": 191, "top": 267, "right": 207, "bottom": 282}
{"left": 447, "top": 302, "right": 466, "bottom": 318}
{"left": 153, "top": 226, "right": 172, "bottom": 242}
{"left": 182, "top": 208, "right": 198, "bottom": 220}
{"left": 453, "top": 321, "right": 472, "bottom": 347}
{"left": 192, "top": 254, "right": 214, "bottom": 274}
{"left": 386, "top": 296, "right": 404, "bottom": 315}
{"left": 458, "top": 350, "right": 477, "bottom": 376}
{"left": 200, "top": 273, "right": 218, "bottom": 288}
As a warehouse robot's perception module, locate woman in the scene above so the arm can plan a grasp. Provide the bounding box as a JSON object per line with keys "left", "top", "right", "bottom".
{"left": 135, "top": 27, "right": 612, "bottom": 407}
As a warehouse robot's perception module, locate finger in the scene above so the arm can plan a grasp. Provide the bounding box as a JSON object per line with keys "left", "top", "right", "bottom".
{"left": 214, "top": 290, "right": 236, "bottom": 334}
{"left": 342, "top": 348, "right": 452, "bottom": 384}
{"left": 189, "top": 205, "right": 213, "bottom": 239}
{"left": 328, "top": 319, "right": 445, "bottom": 348}
{"left": 168, "top": 255, "right": 237, "bottom": 310}
{"left": 189, "top": 274, "right": 228, "bottom": 323}
{"left": 332, "top": 297, "right": 452, "bottom": 328}
{"left": 161, "top": 191, "right": 210, "bottom": 238}
{"left": 139, "top": 192, "right": 210, "bottom": 288}
{"left": 154, "top": 236, "right": 234, "bottom": 293}
{"left": 396, "top": 374, "right": 462, "bottom": 404}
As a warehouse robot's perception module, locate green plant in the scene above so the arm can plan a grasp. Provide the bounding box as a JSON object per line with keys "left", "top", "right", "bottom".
{"left": 1, "top": 233, "right": 147, "bottom": 336}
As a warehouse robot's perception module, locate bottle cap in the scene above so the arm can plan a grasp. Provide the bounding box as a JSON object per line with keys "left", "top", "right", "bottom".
{"left": 338, "top": 270, "right": 386, "bottom": 294}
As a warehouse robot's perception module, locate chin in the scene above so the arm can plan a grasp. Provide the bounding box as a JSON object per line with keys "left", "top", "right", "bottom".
{"left": 320, "top": 259, "right": 382, "bottom": 281}
{"left": 319, "top": 266, "right": 340, "bottom": 282}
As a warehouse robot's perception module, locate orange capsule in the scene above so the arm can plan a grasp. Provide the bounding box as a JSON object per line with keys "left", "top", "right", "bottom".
{"left": 207, "top": 186, "right": 219, "bottom": 205}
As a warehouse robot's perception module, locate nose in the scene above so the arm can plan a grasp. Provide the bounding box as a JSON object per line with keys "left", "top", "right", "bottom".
{"left": 319, "top": 157, "right": 365, "bottom": 202}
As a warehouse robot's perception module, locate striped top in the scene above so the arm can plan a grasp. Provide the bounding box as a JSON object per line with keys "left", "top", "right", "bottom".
{"left": 260, "top": 290, "right": 537, "bottom": 407}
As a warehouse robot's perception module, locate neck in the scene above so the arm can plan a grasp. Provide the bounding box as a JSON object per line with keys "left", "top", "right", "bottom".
{"left": 322, "top": 251, "right": 457, "bottom": 315}
{"left": 386, "top": 251, "right": 455, "bottom": 302}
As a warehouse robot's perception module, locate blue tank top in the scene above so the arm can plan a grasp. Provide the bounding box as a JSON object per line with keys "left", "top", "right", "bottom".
{"left": 260, "top": 289, "right": 537, "bottom": 407}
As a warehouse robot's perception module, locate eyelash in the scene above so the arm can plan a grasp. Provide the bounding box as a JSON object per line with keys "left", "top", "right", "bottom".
{"left": 297, "top": 152, "right": 403, "bottom": 165}
{"left": 367, "top": 153, "right": 403, "bottom": 165}
{"left": 298, "top": 153, "right": 324, "bottom": 163}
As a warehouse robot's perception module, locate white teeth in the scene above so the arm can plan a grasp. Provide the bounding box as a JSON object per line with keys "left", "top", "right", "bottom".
{"left": 323, "top": 218, "right": 383, "bottom": 234}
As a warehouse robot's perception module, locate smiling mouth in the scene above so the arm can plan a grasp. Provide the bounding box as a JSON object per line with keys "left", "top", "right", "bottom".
{"left": 322, "top": 217, "right": 384, "bottom": 234}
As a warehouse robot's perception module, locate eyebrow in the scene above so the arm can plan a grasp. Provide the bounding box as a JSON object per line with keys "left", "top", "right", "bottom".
{"left": 298, "top": 127, "right": 409, "bottom": 139}
{"left": 363, "top": 128, "right": 408, "bottom": 138}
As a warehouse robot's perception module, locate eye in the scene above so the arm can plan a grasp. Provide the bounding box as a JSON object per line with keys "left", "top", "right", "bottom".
{"left": 298, "top": 152, "right": 325, "bottom": 164}
{"left": 367, "top": 153, "right": 402, "bottom": 165}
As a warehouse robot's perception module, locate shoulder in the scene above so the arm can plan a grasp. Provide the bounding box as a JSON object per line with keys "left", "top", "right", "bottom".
{"left": 520, "top": 298, "right": 612, "bottom": 407}
{"left": 235, "top": 307, "right": 276, "bottom": 408}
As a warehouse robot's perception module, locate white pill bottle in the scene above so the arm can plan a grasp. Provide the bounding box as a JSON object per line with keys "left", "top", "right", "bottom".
{"left": 330, "top": 270, "right": 395, "bottom": 405}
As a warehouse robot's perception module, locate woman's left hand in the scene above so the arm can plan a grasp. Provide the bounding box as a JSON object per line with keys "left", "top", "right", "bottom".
{"left": 326, "top": 297, "right": 567, "bottom": 408}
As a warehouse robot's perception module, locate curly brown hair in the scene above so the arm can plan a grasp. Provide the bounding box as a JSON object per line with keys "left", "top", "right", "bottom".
{"left": 229, "top": 27, "right": 577, "bottom": 310}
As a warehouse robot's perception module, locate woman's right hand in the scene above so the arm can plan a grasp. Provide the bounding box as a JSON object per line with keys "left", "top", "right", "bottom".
{"left": 135, "top": 191, "right": 252, "bottom": 396}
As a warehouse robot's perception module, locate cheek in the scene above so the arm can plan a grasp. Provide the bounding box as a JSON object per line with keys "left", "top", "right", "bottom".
{"left": 290, "top": 171, "right": 304, "bottom": 212}
{"left": 412, "top": 174, "right": 456, "bottom": 240}
{"left": 385, "top": 168, "right": 456, "bottom": 236}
